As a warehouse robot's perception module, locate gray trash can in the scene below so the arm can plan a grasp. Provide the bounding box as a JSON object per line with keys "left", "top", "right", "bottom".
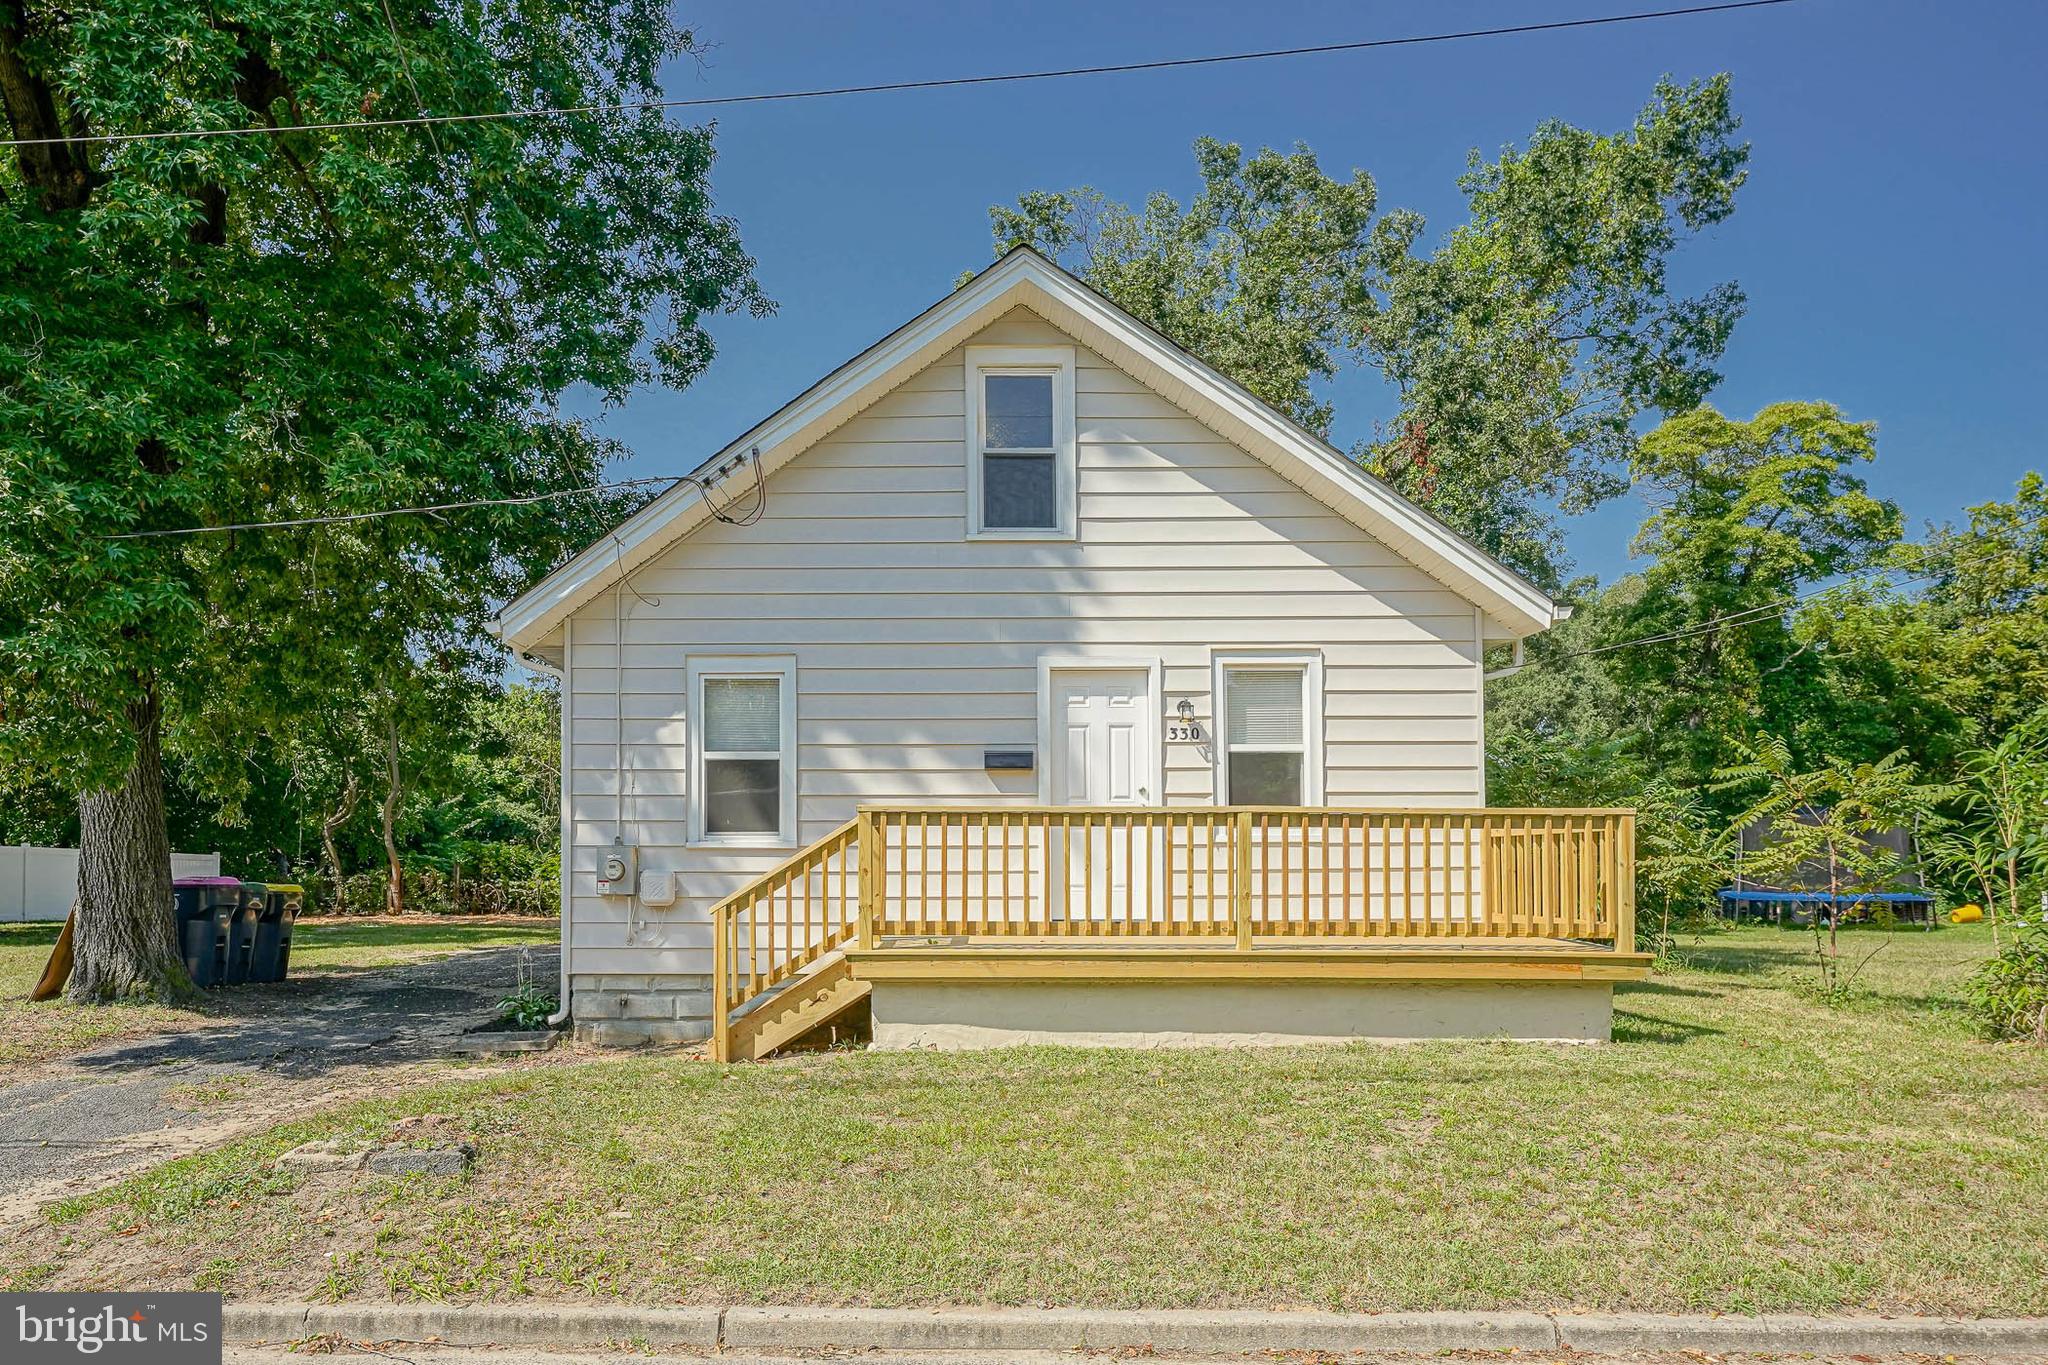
{"left": 225, "top": 882, "right": 267, "bottom": 985}
{"left": 250, "top": 882, "right": 304, "bottom": 983}
{"left": 171, "top": 876, "right": 242, "bottom": 988}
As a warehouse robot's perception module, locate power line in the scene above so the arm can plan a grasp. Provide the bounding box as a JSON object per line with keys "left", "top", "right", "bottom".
{"left": 1490, "top": 569, "right": 1936, "bottom": 679}
{"left": 2, "top": 0, "right": 1804, "bottom": 151}
{"left": 100, "top": 474, "right": 679, "bottom": 539}
{"left": 100, "top": 445, "right": 768, "bottom": 539}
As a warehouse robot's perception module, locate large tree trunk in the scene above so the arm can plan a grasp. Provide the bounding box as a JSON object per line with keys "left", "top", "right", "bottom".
{"left": 381, "top": 716, "right": 405, "bottom": 915}
{"left": 67, "top": 684, "right": 191, "bottom": 1002}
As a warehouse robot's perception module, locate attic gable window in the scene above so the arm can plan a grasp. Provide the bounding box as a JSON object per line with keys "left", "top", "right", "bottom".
{"left": 965, "top": 344, "right": 1075, "bottom": 539}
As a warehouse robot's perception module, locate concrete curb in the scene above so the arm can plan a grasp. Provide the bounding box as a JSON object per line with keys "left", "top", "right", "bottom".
{"left": 225, "top": 1302, "right": 2048, "bottom": 1356}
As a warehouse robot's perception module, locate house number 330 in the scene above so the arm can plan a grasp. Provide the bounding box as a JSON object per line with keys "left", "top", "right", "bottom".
{"left": 1165, "top": 721, "right": 1203, "bottom": 742}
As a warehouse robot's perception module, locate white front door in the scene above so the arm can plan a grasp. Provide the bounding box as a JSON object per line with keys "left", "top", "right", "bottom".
{"left": 1049, "top": 668, "right": 1155, "bottom": 921}
{"left": 1052, "top": 669, "right": 1152, "bottom": 805}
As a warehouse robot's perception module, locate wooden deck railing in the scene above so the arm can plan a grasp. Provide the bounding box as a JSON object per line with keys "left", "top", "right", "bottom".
{"left": 857, "top": 807, "right": 1633, "bottom": 947}
{"left": 711, "top": 806, "right": 1635, "bottom": 1046}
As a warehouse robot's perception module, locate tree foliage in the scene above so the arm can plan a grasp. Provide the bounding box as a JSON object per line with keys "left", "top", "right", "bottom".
{"left": 1365, "top": 76, "right": 1748, "bottom": 582}
{"left": 986, "top": 78, "right": 1749, "bottom": 586}
{"left": 1605, "top": 401, "right": 1902, "bottom": 785}
{"left": 1905, "top": 473, "right": 2048, "bottom": 737}
{"left": 0, "top": 0, "right": 765, "bottom": 996}
{"left": 1713, "top": 737, "right": 1949, "bottom": 999}
{"left": 987, "top": 137, "right": 1376, "bottom": 437}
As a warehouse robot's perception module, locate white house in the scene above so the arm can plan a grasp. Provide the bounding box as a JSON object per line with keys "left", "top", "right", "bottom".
{"left": 493, "top": 248, "right": 1645, "bottom": 1057}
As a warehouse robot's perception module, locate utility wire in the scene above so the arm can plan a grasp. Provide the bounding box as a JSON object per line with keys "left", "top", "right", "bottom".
{"left": 101, "top": 446, "right": 768, "bottom": 540}
{"left": 101, "top": 474, "right": 679, "bottom": 539}
{"left": 1491, "top": 568, "right": 1936, "bottom": 680}
{"left": 1, "top": 0, "right": 1804, "bottom": 150}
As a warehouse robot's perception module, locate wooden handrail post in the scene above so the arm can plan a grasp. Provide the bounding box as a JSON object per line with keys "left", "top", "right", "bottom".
{"left": 1232, "top": 809, "right": 1254, "bottom": 951}
{"left": 1615, "top": 811, "right": 1637, "bottom": 955}
{"left": 711, "top": 909, "right": 731, "bottom": 1063}
{"left": 856, "top": 809, "right": 879, "bottom": 951}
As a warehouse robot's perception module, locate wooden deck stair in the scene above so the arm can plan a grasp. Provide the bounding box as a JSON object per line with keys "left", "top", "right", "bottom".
{"left": 724, "top": 953, "right": 870, "bottom": 1061}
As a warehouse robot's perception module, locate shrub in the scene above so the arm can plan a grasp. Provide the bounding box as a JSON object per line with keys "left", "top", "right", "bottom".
{"left": 1964, "top": 917, "right": 2048, "bottom": 1043}
{"left": 300, "top": 866, "right": 556, "bottom": 916}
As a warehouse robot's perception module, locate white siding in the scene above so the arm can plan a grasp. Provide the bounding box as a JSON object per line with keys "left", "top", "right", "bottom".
{"left": 562, "top": 309, "right": 1485, "bottom": 975}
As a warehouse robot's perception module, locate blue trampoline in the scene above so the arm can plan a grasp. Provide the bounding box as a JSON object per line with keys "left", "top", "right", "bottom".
{"left": 1717, "top": 888, "right": 1934, "bottom": 923}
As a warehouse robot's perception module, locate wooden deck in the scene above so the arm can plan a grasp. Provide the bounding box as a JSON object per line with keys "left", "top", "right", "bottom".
{"left": 711, "top": 805, "right": 1642, "bottom": 1061}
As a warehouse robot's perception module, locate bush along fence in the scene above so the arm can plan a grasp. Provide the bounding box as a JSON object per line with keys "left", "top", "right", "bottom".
{"left": 300, "top": 866, "right": 556, "bottom": 917}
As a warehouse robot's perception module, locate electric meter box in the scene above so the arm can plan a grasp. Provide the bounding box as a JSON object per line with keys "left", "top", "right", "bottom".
{"left": 598, "top": 840, "right": 638, "bottom": 896}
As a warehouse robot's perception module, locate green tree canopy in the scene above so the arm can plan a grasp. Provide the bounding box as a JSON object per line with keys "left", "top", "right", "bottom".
{"left": 0, "top": 0, "right": 765, "bottom": 997}
{"left": 988, "top": 138, "right": 1377, "bottom": 437}
{"left": 1604, "top": 401, "right": 1902, "bottom": 785}
{"left": 1366, "top": 76, "right": 1748, "bottom": 581}
{"left": 986, "top": 77, "right": 1749, "bottom": 587}
{"left": 1907, "top": 473, "right": 2048, "bottom": 737}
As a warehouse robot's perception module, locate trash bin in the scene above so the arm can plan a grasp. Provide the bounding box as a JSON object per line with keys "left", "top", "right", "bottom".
{"left": 171, "top": 876, "right": 243, "bottom": 988}
{"left": 250, "top": 882, "right": 304, "bottom": 983}
{"left": 225, "top": 882, "right": 268, "bottom": 985}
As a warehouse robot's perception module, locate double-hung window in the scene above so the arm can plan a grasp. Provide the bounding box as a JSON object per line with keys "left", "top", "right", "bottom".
{"left": 965, "top": 345, "right": 1075, "bottom": 538}
{"left": 1214, "top": 655, "right": 1324, "bottom": 806}
{"left": 688, "top": 656, "right": 796, "bottom": 846}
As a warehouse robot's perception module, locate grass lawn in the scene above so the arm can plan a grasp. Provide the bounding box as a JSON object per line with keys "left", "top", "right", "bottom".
{"left": 0, "top": 916, "right": 558, "bottom": 1070}
{"left": 6, "top": 920, "right": 2042, "bottom": 1314}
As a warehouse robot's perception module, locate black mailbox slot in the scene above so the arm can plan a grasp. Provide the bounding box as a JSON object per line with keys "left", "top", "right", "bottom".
{"left": 983, "top": 749, "right": 1034, "bottom": 770}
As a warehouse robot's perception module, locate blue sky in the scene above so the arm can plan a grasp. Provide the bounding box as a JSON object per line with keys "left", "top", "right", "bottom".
{"left": 577, "top": 0, "right": 2046, "bottom": 584}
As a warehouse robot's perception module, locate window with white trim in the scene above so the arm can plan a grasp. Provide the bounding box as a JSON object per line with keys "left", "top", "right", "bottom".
{"left": 1215, "top": 657, "right": 1323, "bottom": 806}
{"left": 688, "top": 657, "right": 796, "bottom": 845}
{"left": 965, "top": 345, "right": 1075, "bottom": 538}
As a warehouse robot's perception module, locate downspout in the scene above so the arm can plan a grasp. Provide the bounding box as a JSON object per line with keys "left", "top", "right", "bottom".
{"left": 1473, "top": 606, "right": 1487, "bottom": 807}
{"left": 517, "top": 627, "right": 574, "bottom": 1028}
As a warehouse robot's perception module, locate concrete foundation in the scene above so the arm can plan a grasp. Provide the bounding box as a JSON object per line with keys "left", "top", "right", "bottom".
{"left": 570, "top": 972, "right": 713, "bottom": 1047}
{"left": 869, "top": 979, "right": 1613, "bottom": 1049}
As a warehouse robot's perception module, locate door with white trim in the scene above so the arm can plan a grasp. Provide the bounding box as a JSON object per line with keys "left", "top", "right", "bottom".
{"left": 1049, "top": 668, "right": 1155, "bottom": 921}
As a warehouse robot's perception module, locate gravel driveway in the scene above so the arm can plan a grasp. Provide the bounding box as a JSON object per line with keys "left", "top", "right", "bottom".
{"left": 0, "top": 944, "right": 558, "bottom": 1211}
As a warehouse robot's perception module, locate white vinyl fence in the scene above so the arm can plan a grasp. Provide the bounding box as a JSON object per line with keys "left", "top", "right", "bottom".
{"left": 0, "top": 845, "right": 223, "bottom": 922}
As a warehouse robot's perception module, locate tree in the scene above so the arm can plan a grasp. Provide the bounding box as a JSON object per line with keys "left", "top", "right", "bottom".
{"left": 1632, "top": 779, "right": 1731, "bottom": 955}
{"left": 0, "top": 0, "right": 767, "bottom": 999}
{"left": 1784, "top": 471, "right": 2047, "bottom": 781}
{"left": 1605, "top": 401, "right": 1902, "bottom": 789}
{"left": 1366, "top": 77, "right": 1749, "bottom": 585}
{"left": 402, "top": 680, "right": 562, "bottom": 901}
{"left": 1714, "top": 738, "right": 1948, "bottom": 1000}
{"left": 1484, "top": 575, "right": 1652, "bottom": 802}
{"left": 1485, "top": 594, "right": 1729, "bottom": 952}
{"left": 1906, "top": 473, "right": 2048, "bottom": 739}
{"left": 986, "top": 138, "right": 1377, "bottom": 437}
{"left": 987, "top": 77, "right": 1750, "bottom": 586}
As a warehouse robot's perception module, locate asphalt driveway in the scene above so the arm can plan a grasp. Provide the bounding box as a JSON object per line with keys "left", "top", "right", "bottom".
{"left": 0, "top": 943, "right": 558, "bottom": 1210}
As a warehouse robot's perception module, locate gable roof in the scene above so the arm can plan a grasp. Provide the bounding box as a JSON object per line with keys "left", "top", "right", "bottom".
{"left": 492, "top": 247, "right": 1561, "bottom": 653}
